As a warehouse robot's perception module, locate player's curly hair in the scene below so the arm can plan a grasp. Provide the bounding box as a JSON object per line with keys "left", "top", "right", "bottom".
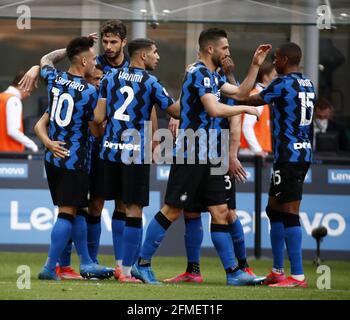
{"left": 100, "top": 19, "right": 127, "bottom": 40}
{"left": 66, "top": 36, "right": 94, "bottom": 62}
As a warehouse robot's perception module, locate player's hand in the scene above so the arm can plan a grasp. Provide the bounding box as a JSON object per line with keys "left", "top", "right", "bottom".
{"left": 252, "top": 44, "right": 272, "bottom": 66}
{"left": 246, "top": 106, "right": 260, "bottom": 121}
{"left": 229, "top": 157, "right": 247, "bottom": 183}
{"left": 221, "top": 56, "right": 235, "bottom": 75}
{"left": 18, "top": 65, "right": 40, "bottom": 92}
{"left": 87, "top": 32, "right": 98, "bottom": 43}
{"left": 46, "top": 141, "right": 69, "bottom": 158}
{"left": 168, "top": 117, "right": 180, "bottom": 138}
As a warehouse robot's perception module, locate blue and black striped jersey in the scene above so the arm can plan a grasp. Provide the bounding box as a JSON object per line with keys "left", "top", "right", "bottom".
{"left": 260, "top": 72, "right": 315, "bottom": 163}
{"left": 175, "top": 61, "right": 225, "bottom": 161}
{"left": 41, "top": 65, "right": 98, "bottom": 171}
{"left": 99, "top": 66, "right": 174, "bottom": 163}
{"left": 96, "top": 54, "right": 130, "bottom": 74}
{"left": 210, "top": 71, "right": 236, "bottom": 159}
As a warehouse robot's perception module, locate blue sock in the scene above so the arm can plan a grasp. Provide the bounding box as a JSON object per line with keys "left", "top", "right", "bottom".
{"left": 59, "top": 239, "right": 72, "bottom": 267}
{"left": 72, "top": 211, "right": 93, "bottom": 266}
{"left": 86, "top": 214, "right": 101, "bottom": 264}
{"left": 284, "top": 213, "right": 303, "bottom": 275}
{"left": 45, "top": 213, "right": 74, "bottom": 273}
{"left": 139, "top": 211, "right": 172, "bottom": 262}
{"left": 210, "top": 224, "right": 236, "bottom": 270}
{"left": 228, "top": 218, "right": 246, "bottom": 263}
{"left": 112, "top": 210, "right": 126, "bottom": 261}
{"left": 184, "top": 217, "right": 203, "bottom": 264}
{"left": 122, "top": 217, "right": 143, "bottom": 267}
{"left": 133, "top": 224, "right": 143, "bottom": 264}
{"left": 266, "top": 207, "right": 285, "bottom": 270}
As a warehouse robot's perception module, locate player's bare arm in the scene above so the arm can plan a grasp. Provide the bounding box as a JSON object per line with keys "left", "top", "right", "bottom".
{"left": 34, "top": 113, "right": 68, "bottom": 159}
{"left": 221, "top": 44, "right": 272, "bottom": 100}
{"left": 229, "top": 115, "right": 247, "bottom": 182}
{"left": 93, "top": 98, "right": 107, "bottom": 125}
{"left": 236, "top": 93, "right": 267, "bottom": 106}
{"left": 40, "top": 48, "right": 67, "bottom": 68}
{"left": 201, "top": 93, "right": 259, "bottom": 119}
{"left": 166, "top": 100, "right": 180, "bottom": 119}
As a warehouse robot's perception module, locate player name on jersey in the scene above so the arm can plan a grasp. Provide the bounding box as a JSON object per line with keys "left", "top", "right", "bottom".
{"left": 118, "top": 71, "right": 143, "bottom": 83}
{"left": 55, "top": 76, "right": 86, "bottom": 91}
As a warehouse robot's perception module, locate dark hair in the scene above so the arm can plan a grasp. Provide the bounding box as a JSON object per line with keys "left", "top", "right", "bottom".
{"left": 198, "top": 28, "right": 227, "bottom": 51}
{"left": 257, "top": 61, "right": 275, "bottom": 83}
{"left": 66, "top": 36, "right": 94, "bottom": 62}
{"left": 315, "top": 97, "right": 333, "bottom": 111}
{"left": 128, "top": 38, "right": 156, "bottom": 57}
{"left": 100, "top": 19, "right": 127, "bottom": 40}
{"left": 278, "top": 42, "right": 302, "bottom": 66}
{"left": 11, "top": 70, "right": 26, "bottom": 87}
{"left": 95, "top": 64, "right": 103, "bottom": 72}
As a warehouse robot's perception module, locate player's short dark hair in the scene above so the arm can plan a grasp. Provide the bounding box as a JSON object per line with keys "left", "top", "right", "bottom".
{"left": 198, "top": 28, "right": 227, "bottom": 51}
{"left": 66, "top": 36, "right": 94, "bottom": 62}
{"left": 257, "top": 61, "right": 275, "bottom": 83}
{"left": 128, "top": 38, "right": 156, "bottom": 57}
{"left": 11, "top": 70, "right": 26, "bottom": 87}
{"left": 100, "top": 19, "right": 127, "bottom": 40}
{"left": 315, "top": 97, "right": 333, "bottom": 111}
{"left": 95, "top": 64, "right": 103, "bottom": 72}
{"left": 278, "top": 42, "right": 302, "bottom": 66}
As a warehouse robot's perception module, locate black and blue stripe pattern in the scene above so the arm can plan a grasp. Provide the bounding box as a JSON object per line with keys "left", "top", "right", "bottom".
{"left": 260, "top": 72, "right": 315, "bottom": 163}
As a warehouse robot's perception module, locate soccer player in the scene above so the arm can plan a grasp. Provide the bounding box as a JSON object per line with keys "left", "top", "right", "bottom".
{"left": 35, "top": 37, "right": 113, "bottom": 280}
{"left": 93, "top": 38, "right": 180, "bottom": 283}
{"left": 164, "top": 56, "right": 258, "bottom": 283}
{"left": 131, "top": 28, "right": 271, "bottom": 285}
{"left": 236, "top": 42, "right": 315, "bottom": 288}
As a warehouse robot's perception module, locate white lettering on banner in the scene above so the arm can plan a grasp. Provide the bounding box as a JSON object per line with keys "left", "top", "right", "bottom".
{"left": 31, "top": 208, "right": 53, "bottom": 231}
{"left": 10, "top": 201, "right": 30, "bottom": 230}
{"left": 101, "top": 209, "right": 111, "bottom": 232}
{"left": 0, "top": 167, "right": 25, "bottom": 175}
{"left": 236, "top": 210, "right": 253, "bottom": 234}
{"left": 332, "top": 172, "right": 350, "bottom": 182}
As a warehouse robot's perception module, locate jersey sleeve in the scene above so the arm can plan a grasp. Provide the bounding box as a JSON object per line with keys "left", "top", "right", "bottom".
{"left": 260, "top": 77, "right": 284, "bottom": 104}
{"left": 192, "top": 67, "right": 213, "bottom": 97}
{"left": 151, "top": 78, "right": 175, "bottom": 110}
{"left": 40, "top": 65, "right": 58, "bottom": 85}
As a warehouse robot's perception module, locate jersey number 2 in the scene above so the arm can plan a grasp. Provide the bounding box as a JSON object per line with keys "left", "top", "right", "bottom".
{"left": 114, "top": 86, "right": 134, "bottom": 122}
{"left": 50, "top": 87, "right": 74, "bottom": 127}
{"left": 299, "top": 92, "right": 315, "bottom": 126}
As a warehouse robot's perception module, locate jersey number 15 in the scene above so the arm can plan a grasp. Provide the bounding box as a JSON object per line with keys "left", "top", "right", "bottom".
{"left": 298, "top": 92, "right": 315, "bottom": 126}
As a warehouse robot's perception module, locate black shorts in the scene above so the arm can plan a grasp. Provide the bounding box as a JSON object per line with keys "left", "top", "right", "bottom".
{"left": 269, "top": 162, "right": 310, "bottom": 203}
{"left": 165, "top": 164, "right": 227, "bottom": 210}
{"left": 184, "top": 173, "right": 236, "bottom": 213}
{"left": 89, "top": 151, "right": 105, "bottom": 198}
{"left": 103, "top": 160, "right": 150, "bottom": 206}
{"left": 45, "top": 161, "right": 89, "bottom": 207}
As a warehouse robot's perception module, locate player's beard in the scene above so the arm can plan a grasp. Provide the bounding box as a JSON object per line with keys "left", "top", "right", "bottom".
{"left": 106, "top": 46, "right": 123, "bottom": 60}
{"left": 211, "top": 54, "right": 221, "bottom": 69}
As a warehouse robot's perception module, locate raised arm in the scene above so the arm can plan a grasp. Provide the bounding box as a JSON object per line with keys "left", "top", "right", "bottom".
{"left": 40, "top": 48, "right": 67, "bottom": 68}
{"left": 235, "top": 93, "right": 267, "bottom": 106}
{"left": 221, "top": 44, "right": 272, "bottom": 100}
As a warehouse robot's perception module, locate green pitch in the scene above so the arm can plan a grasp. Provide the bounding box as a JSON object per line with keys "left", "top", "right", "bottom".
{"left": 1, "top": 252, "right": 350, "bottom": 300}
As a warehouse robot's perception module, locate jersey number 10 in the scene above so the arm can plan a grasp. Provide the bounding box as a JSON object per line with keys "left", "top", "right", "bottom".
{"left": 298, "top": 92, "right": 315, "bottom": 126}
{"left": 50, "top": 87, "right": 74, "bottom": 127}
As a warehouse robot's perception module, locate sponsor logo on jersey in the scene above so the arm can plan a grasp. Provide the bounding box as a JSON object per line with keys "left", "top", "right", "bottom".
{"left": 103, "top": 140, "right": 140, "bottom": 151}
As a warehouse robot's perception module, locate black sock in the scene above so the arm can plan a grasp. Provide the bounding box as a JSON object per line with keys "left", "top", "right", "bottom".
{"left": 238, "top": 259, "right": 249, "bottom": 269}
{"left": 225, "top": 266, "right": 240, "bottom": 274}
{"left": 138, "top": 257, "right": 151, "bottom": 267}
{"left": 186, "top": 262, "right": 200, "bottom": 275}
